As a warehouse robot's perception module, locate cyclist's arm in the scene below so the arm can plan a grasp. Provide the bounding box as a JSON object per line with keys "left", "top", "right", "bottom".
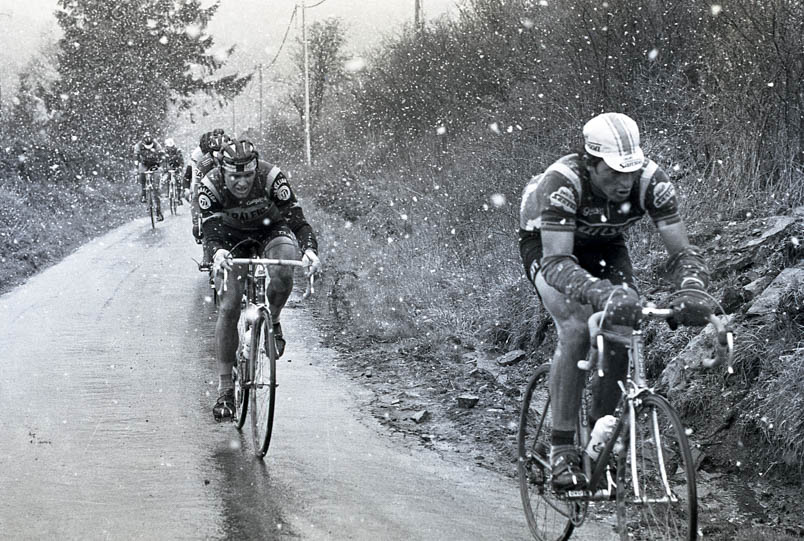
{"left": 269, "top": 171, "right": 318, "bottom": 254}
{"left": 538, "top": 230, "right": 617, "bottom": 309}
{"left": 656, "top": 221, "right": 690, "bottom": 256}
{"left": 658, "top": 221, "right": 710, "bottom": 290}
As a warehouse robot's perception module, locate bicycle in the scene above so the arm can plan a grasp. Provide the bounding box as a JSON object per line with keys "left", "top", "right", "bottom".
{"left": 221, "top": 249, "right": 314, "bottom": 458}
{"left": 166, "top": 168, "right": 181, "bottom": 216}
{"left": 517, "top": 291, "right": 734, "bottom": 541}
{"left": 143, "top": 166, "right": 161, "bottom": 229}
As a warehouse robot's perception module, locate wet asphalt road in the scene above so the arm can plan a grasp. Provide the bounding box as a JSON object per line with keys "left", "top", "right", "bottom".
{"left": 0, "top": 212, "right": 611, "bottom": 540}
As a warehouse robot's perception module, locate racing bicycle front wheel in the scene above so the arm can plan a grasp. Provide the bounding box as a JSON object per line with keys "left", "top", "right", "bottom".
{"left": 615, "top": 393, "right": 697, "bottom": 541}
{"left": 233, "top": 312, "right": 250, "bottom": 429}
{"left": 147, "top": 189, "right": 155, "bottom": 229}
{"left": 169, "top": 184, "right": 177, "bottom": 215}
{"left": 249, "top": 308, "right": 277, "bottom": 458}
{"left": 518, "top": 363, "right": 577, "bottom": 541}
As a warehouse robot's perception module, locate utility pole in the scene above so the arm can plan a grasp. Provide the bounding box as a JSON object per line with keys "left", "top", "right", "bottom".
{"left": 414, "top": 0, "right": 422, "bottom": 32}
{"left": 231, "top": 98, "right": 236, "bottom": 136}
{"left": 259, "top": 63, "right": 264, "bottom": 140}
{"left": 301, "top": 0, "right": 312, "bottom": 166}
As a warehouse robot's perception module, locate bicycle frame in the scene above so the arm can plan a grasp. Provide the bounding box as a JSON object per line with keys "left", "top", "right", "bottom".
{"left": 573, "top": 308, "right": 733, "bottom": 502}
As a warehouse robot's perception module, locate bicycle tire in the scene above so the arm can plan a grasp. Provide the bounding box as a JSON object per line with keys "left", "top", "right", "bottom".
{"left": 169, "top": 188, "right": 177, "bottom": 216}
{"left": 170, "top": 178, "right": 178, "bottom": 215}
{"left": 249, "top": 308, "right": 277, "bottom": 458}
{"left": 148, "top": 189, "right": 155, "bottom": 229}
{"left": 233, "top": 312, "right": 250, "bottom": 429}
{"left": 517, "top": 363, "right": 576, "bottom": 541}
{"left": 615, "top": 393, "right": 697, "bottom": 541}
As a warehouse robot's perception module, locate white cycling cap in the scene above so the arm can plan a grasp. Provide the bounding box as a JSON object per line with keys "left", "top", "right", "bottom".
{"left": 583, "top": 113, "right": 645, "bottom": 173}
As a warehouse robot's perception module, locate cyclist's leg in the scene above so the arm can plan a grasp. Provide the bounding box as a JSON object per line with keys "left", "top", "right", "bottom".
{"left": 535, "top": 272, "right": 592, "bottom": 487}
{"left": 154, "top": 171, "right": 163, "bottom": 216}
{"left": 213, "top": 263, "right": 246, "bottom": 413}
{"left": 579, "top": 240, "right": 636, "bottom": 422}
{"left": 535, "top": 273, "right": 592, "bottom": 432}
{"left": 138, "top": 166, "right": 146, "bottom": 201}
{"left": 262, "top": 227, "right": 300, "bottom": 322}
{"left": 262, "top": 227, "right": 300, "bottom": 358}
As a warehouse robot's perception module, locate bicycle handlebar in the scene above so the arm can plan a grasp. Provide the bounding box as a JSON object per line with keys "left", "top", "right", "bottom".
{"left": 577, "top": 307, "right": 734, "bottom": 374}
{"left": 223, "top": 258, "right": 315, "bottom": 299}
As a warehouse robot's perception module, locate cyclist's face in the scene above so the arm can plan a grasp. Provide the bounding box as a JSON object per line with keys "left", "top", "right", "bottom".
{"left": 588, "top": 161, "right": 637, "bottom": 202}
{"left": 224, "top": 171, "right": 256, "bottom": 199}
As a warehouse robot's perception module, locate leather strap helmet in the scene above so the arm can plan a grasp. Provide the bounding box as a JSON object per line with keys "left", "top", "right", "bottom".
{"left": 220, "top": 140, "right": 257, "bottom": 173}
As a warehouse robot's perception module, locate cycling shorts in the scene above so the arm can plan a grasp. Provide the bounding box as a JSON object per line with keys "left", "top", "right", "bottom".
{"left": 221, "top": 225, "right": 299, "bottom": 258}
{"left": 574, "top": 237, "right": 635, "bottom": 288}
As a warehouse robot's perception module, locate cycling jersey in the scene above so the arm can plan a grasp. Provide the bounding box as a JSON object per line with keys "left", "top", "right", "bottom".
{"left": 133, "top": 141, "right": 163, "bottom": 168}
{"left": 520, "top": 153, "right": 680, "bottom": 241}
{"left": 198, "top": 160, "right": 318, "bottom": 256}
{"left": 164, "top": 147, "right": 184, "bottom": 170}
{"left": 519, "top": 153, "right": 682, "bottom": 304}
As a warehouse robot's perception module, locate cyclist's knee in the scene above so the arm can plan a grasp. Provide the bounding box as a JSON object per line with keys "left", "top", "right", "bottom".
{"left": 217, "top": 296, "right": 241, "bottom": 319}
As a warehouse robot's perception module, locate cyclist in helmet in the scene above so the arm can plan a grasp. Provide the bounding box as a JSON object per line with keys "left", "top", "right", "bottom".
{"left": 162, "top": 138, "right": 185, "bottom": 206}
{"left": 199, "top": 139, "right": 321, "bottom": 421}
{"left": 519, "top": 112, "right": 713, "bottom": 491}
{"left": 133, "top": 131, "right": 165, "bottom": 221}
{"left": 188, "top": 131, "right": 227, "bottom": 266}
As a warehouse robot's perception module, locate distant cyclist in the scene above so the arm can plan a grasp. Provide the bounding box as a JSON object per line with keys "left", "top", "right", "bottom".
{"left": 518, "top": 112, "right": 713, "bottom": 491}
{"left": 198, "top": 139, "right": 321, "bottom": 421}
{"left": 133, "top": 132, "right": 165, "bottom": 221}
{"left": 162, "top": 138, "right": 184, "bottom": 206}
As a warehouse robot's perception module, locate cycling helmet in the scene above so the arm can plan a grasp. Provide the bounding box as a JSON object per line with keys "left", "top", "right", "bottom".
{"left": 143, "top": 132, "right": 154, "bottom": 146}
{"left": 199, "top": 131, "right": 213, "bottom": 154}
{"left": 208, "top": 134, "right": 224, "bottom": 152}
{"left": 164, "top": 138, "right": 175, "bottom": 148}
{"left": 212, "top": 128, "right": 225, "bottom": 136}
{"left": 220, "top": 140, "right": 257, "bottom": 173}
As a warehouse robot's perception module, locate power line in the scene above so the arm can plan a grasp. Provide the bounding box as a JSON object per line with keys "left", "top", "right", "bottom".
{"left": 307, "top": 0, "right": 329, "bottom": 7}
{"left": 265, "top": 5, "right": 298, "bottom": 69}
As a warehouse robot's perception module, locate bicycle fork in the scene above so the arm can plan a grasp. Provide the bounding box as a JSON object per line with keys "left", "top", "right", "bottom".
{"left": 621, "top": 384, "right": 680, "bottom": 505}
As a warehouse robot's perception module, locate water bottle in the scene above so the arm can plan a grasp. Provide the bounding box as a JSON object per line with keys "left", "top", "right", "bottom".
{"left": 254, "top": 265, "right": 266, "bottom": 301}
{"left": 585, "top": 415, "right": 617, "bottom": 460}
{"left": 242, "top": 328, "right": 252, "bottom": 359}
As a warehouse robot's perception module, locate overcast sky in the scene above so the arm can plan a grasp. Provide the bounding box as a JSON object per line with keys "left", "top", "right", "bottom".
{"left": 0, "top": 0, "right": 459, "bottom": 93}
{"left": 0, "top": 0, "right": 459, "bottom": 145}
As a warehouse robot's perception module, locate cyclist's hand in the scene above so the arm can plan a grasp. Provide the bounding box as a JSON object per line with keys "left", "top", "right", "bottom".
{"left": 213, "top": 249, "right": 232, "bottom": 273}
{"left": 603, "top": 287, "right": 642, "bottom": 328}
{"left": 301, "top": 249, "right": 321, "bottom": 277}
{"left": 183, "top": 188, "right": 191, "bottom": 201}
{"left": 668, "top": 289, "right": 714, "bottom": 329}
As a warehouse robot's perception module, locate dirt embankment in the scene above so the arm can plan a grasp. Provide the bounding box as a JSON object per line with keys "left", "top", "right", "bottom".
{"left": 316, "top": 208, "right": 804, "bottom": 540}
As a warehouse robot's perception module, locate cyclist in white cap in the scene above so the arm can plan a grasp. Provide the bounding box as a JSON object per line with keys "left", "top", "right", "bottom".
{"left": 518, "top": 112, "right": 713, "bottom": 491}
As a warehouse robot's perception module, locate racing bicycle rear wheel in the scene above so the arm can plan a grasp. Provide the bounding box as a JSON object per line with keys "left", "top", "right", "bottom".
{"left": 249, "top": 308, "right": 277, "bottom": 458}
{"left": 518, "top": 363, "right": 577, "bottom": 541}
